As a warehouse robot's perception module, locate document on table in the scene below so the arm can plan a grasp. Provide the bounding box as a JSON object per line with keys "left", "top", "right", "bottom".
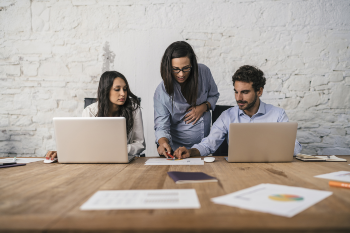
{"left": 0, "top": 158, "right": 44, "bottom": 164}
{"left": 145, "top": 158, "right": 204, "bottom": 165}
{"left": 211, "top": 183, "right": 332, "bottom": 218}
{"left": 315, "top": 171, "right": 350, "bottom": 182}
{"left": 80, "top": 189, "right": 200, "bottom": 210}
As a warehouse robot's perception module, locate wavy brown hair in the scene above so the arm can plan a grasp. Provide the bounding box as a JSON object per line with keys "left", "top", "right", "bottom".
{"left": 97, "top": 71, "right": 140, "bottom": 136}
{"left": 232, "top": 65, "right": 266, "bottom": 92}
{"left": 160, "top": 41, "right": 199, "bottom": 106}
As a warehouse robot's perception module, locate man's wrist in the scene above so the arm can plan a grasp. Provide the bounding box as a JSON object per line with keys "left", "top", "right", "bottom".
{"left": 188, "top": 148, "right": 200, "bottom": 157}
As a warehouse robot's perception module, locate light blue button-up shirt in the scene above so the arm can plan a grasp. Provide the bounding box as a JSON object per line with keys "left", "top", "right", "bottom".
{"left": 154, "top": 64, "right": 220, "bottom": 151}
{"left": 192, "top": 101, "right": 302, "bottom": 156}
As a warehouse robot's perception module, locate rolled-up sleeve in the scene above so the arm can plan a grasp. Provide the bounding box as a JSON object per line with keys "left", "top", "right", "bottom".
{"left": 192, "top": 111, "right": 228, "bottom": 156}
{"left": 127, "top": 108, "right": 146, "bottom": 156}
{"left": 154, "top": 91, "right": 172, "bottom": 145}
{"left": 205, "top": 68, "right": 220, "bottom": 111}
{"left": 278, "top": 110, "right": 302, "bottom": 155}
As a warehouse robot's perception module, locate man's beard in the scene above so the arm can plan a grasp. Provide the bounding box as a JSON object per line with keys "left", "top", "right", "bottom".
{"left": 237, "top": 92, "right": 258, "bottom": 111}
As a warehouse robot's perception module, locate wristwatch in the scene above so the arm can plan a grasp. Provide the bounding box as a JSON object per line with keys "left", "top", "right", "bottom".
{"left": 204, "top": 102, "right": 210, "bottom": 112}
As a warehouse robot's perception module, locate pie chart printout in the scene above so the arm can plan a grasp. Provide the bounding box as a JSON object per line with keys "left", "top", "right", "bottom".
{"left": 268, "top": 194, "right": 304, "bottom": 202}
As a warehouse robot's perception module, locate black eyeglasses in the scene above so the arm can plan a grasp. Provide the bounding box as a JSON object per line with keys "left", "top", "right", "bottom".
{"left": 172, "top": 66, "right": 192, "bottom": 73}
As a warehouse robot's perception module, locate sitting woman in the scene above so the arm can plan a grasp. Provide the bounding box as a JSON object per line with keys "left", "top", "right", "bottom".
{"left": 46, "top": 71, "right": 145, "bottom": 160}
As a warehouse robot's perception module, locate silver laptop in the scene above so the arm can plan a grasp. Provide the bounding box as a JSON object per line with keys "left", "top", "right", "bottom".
{"left": 53, "top": 117, "right": 135, "bottom": 163}
{"left": 227, "top": 122, "right": 298, "bottom": 163}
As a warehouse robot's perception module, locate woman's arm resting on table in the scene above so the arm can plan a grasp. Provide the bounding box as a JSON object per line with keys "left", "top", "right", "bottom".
{"left": 45, "top": 151, "right": 57, "bottom": 160}
{"left": 128, "top": 108, "right": 146, "bottom": 156}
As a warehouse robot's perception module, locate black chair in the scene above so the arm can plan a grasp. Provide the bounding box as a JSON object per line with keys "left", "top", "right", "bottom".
{"left": 84, "top": 97, "right": 141, "bottom": 108}
{"left": 212, "top": 105, "right": 233, "bottom": 156}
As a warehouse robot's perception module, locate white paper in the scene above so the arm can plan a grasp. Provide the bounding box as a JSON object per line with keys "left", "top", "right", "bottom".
{"left": 315, "top": 171, "right": 350, "bottom": 182}
{"left": 145, "top": 158, "right": 204, "bottom": 165}
{"left": 211, "top": 183, "right": 332, "bottom": 218}
{"left": 80, "top": 189, "right": 200, "bottom": 210}
{"left": 0, "top": 158, "right": 45, "bottom": 164}
{"left": 315, "top": 155, "right": 347, "bottom": 161}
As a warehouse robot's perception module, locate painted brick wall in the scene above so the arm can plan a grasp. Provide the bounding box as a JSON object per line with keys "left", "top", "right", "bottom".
{"left": 0, "top": 0, "right": 349, "bottom": 157}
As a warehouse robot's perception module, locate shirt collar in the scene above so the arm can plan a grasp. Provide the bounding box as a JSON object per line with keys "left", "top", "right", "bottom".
{"left": 238, "top": 99, "right": 266, "bottom": 116}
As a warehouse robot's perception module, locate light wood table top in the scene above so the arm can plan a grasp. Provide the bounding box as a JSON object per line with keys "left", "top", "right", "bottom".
{"left": 1, "top": 156, "right": 350, "bottom": 233}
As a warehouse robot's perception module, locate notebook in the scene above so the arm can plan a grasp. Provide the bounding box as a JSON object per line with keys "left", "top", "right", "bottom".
{"left": 167, "top": 171, "right": 218, "bottom": 184}
{"left": 296, "top": 154, "right": 347, "bottom": 162}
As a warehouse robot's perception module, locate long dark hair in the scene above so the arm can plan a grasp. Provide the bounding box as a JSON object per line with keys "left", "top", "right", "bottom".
{"left": 97, "top": 71, "right": 140, "bottom": 136}
{"left": 160, "top": 41, "right": 199, "bottom": 106}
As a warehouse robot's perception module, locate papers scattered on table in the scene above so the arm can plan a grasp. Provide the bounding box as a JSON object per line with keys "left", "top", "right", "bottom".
{"left": 211, "top": 183, "right": 332, "bottom": 218}
{"left": 0, "top": 158, "right": 45, "bottom": 164}
{"left": 315, "top": 171, "right": 350, "bottom": 183}
{"left": 80, "top": 189, "right": 200, "bottom": 210}
{"left": 145, "top": 158, "right": 204, "bottom": 165}
{"left": 296, "top": 154, "right": 347, "bottom": 162}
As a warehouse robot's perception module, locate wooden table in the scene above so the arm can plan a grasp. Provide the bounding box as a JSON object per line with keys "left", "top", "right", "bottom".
{"left": 1, "top": 156, "right": 350, "bottom": 233}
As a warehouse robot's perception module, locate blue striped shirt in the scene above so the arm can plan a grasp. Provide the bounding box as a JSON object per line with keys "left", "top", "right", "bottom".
{"left": 154, "top": 64, "right": 220, "bottom": 151}
{"left": 192, "top": 101, "right": 302, "bottom": 156}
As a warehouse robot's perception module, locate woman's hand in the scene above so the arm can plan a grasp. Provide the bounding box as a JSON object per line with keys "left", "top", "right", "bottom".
{"left": 157, "top": 137, "right": 172, "bottom": 158}
{"left": 184, "top": 103, "right": 208, "bottom": 125}
{"left": 46, "top": 151, "right": 57, "bottom": 160}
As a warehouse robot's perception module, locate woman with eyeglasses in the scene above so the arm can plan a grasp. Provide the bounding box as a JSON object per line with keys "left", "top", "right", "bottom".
{"left": 154, "top": 41, "right": 220, "bottom": 157}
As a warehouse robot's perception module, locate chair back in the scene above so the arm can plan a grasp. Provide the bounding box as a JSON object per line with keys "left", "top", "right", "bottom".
{"left": 212, "top": 105, "right": 234, "bottom": 156}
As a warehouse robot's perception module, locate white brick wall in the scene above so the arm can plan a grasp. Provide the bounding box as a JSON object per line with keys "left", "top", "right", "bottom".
{"left": 0, "top": 0, "right": 349, "bottom": 157}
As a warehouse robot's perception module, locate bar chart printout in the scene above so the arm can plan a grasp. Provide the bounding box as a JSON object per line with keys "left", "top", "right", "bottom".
{"left": 80, "top": 189, "right": 201, "bottom": 210}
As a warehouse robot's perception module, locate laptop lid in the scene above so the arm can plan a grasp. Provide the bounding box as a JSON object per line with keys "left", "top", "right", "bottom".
{"left": 228, "top": 122, "right": 297, "bottom": 163}
{"left": 53, "top": 117, "right": 130, "bottom": 163}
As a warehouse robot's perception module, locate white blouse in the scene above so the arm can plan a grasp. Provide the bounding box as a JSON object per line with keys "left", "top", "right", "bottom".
{"left": 82, "top": 102, "right": 146, "bottom": 156}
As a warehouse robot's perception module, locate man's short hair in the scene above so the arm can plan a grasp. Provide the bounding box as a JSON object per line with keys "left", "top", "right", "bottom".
{"left": 232, "top": 65, "right": 266, "bottom": 92}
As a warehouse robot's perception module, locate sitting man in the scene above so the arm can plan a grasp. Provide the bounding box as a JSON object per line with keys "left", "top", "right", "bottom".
{"left": 173, "top": 65, "right": 302, "bottom": 158}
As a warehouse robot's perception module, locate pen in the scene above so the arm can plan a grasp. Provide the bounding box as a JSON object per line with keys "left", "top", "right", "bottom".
{"left": 329, "top": 181, "right": 350, "bottom": 189}
{"left": 166, "top": 152, "right": 175, "bottom": 160}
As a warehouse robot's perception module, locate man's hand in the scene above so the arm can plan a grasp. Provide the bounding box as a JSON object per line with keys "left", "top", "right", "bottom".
{"left": 184, "top": 103, "right": 207, "bottom": 125}
{"left": 157, "top": 137, "right": 172, "bottom": 158}
{"left": 46, "top": 151, "right": 57, "bottom": 160}
{"left": 173, "top": 146, "right": 191, "bottom": 159}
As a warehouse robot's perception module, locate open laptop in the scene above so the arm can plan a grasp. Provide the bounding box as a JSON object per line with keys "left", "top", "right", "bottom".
{"left": 227, "top": 122, "right": 298, "bottom": 163}
{"left": 53, "top": 117, "right": 135, "bottom": 163}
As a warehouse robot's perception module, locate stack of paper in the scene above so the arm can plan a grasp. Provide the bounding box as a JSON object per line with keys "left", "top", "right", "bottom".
{"left": 0, "top": 158, "right": 44, "bottom": 164}
{"left": 296, "top": 154, "right": 347, "bottom": 162}
{"left": 211, "top": 184, "right": 332, "bottom": 217}
{"left": 145, "top": 158, "right": 204, "bottom": 165}
{"left": 80, "top": 189, "right": 200, "bottom": 210}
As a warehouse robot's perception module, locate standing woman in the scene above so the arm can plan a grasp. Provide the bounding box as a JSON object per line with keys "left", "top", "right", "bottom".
{"left": 46, "top": 71, "right": 145, "bottom": 160}
{"left": 154, "top": 41, "right": 220, "bottom": 157}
